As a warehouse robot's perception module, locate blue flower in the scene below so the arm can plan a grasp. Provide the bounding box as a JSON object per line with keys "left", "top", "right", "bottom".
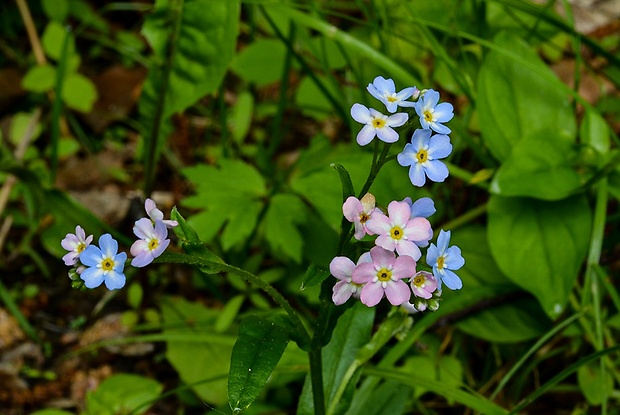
{"left": 366, "top": 76, "right": 418, "bottom": 113}
{"left": 351, "top": 103, "right": 408, "bottom": 146}
{"left": 426, "top": 230, "right": 464, "bottom": 290}
{"left": 414, "top": 89, "right": 454, "bottom": 134}
{"left": 397, "top": 129, "right": 452, "bottom": 187}
{"left": 79, "top": 234, "right": 127, "bottom": 290}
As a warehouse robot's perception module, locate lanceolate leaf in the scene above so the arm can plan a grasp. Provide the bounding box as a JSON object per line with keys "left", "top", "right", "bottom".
{"left": 487, "top": 195, "right": 591, "bottom": 318}
{"left": 228, "top": 314, "right": 292, "bottom": 414}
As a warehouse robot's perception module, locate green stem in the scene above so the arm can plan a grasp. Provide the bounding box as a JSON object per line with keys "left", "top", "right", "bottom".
{"left": 156, "top": 252, "right": 311, "bottom": 347}
{"left": 357, "top": 142, "right": 390, "bottom": 199}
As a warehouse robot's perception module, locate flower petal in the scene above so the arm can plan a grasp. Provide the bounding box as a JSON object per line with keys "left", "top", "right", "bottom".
{"left": 80, "top": 267, "right": 104, "bottom": 289}
{"left": 351, "top": 262, "right": 377, "bottom": 284}
{"left": 342, "top": 197, "right": 362, "bottom": 222}
{"left": 433, "top": 102, "right": 454, "bottom": 123}
{"left": 411, "top": 197, "right": 436, "bottom": 218}
{"left": 387, "top": 201, "right": 410, "bottom": 226}
{"left": 444, "top": 245, "right": 465, "bottom": 270}
{"left": 386, "top": 113, "right": 408, "bottom": 127}
{"left": 98, "top": 234, "right": 118, "bottom": 258}
{"left": 360, "top": 282, "right": 384, "bottom": 307}
{"left": 351, "top": 103, "right": 371, "bottom": 123}
{"left": 384, "top": 280, "right": 411, "bottom": 305}
{"left": 424, "top": 160, "right": 449, "bottom": 183}
{"left": 376, "top": 126, "right": 399, "bottom": 143}
{"left": 365, "top": 211, "right": 392, "bottom": 234}
{"left": 428, "top": 134, "right": 452, "bottom": 159}
{"left": 104, "top": 271, "right": 126, "bottom": 290}
{"left": 332, "top": 280, "right": 354, "bottom": 305}
{"left": 397, "top": 144, "right": 415, "bottom": 167}
{"left": 391, "top": 255, "right": 416, "bottom": 279}
{"left": 330, "top": 257, "right": 356, "bottom": 280}
{"left": 79, "top": 245, "right": 103, "bottom": 267}
{"left": 423, "top": 89, "right": 440, "bottom": 108}
{"left": 408, "top": 164, "right": 427, "bottom": 187}
{"left": 395, "top": 241, "right": 422, "bottom": 261}
{"left": 369, "top": 246, "right": 395, "bottom": 268}
{"left": 356, "top": 125, "right": 377, "bottom": 146}
{"left": 441, "top": 269, "right": 463, "bottom": 290}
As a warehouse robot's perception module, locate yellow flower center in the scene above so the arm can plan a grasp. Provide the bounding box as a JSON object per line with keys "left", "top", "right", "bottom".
{"left": 376, "top": 268, "right": 392, "bottom": 282}
{"left": 416, "top": 149, "right": 428, "bottom": 163}
{"left": 412, "top": 275, "right": 425, "bottom": 287}
{"left": 390, "top": 226, "right": 404, "bottom": 240}
{"left": 437, "top": 256, "right": 445, "bottom": 270}
{"left": 359, "top": 213, "right": 370, "bottom": 224}
{"left": 423, "top": 109, "right": 433, "bottom": 122}
{"left": 76, "top": 243, "right": 86, "bottom": 253}
{"left": 387, "top": 96, "right": 397, "bottom": 103}
{"left": 372, "top": 118, "right": 386, "bottom": 129}
{"left": 148, "top": 239, "right": 160, "bottom": 251}
{"left": 101, "top": 258, "right": 115, "bottom": 271}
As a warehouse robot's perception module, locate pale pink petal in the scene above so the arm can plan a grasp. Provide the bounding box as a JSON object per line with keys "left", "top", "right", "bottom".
{"left": 330, "top": 257, "right": 356, "bottom": 281}
{"left": 405, "top": 217, "right": 432, "bottom": 242}
{"left": 395, "top": 241, "right": 422, "bottom": 261}
{"left": 365, "top": 211, "right": 392, "bottom": 234}
{"left": 351, "top": 262, "right": 377, "bottom": 284}
{"left": 360, "top": 282, "right": 384, "bottom": 307}
{"left": 391, "top": 255, "right": 416, "bottom": 279}
{"left": 332, "top": 281, "right": 354, "bottom": 305}
{"left": 369, "top": 246, "right": 395, "bottom": 268}
{"left": 387, "top": 201, "right": 411, "bottom": 226}
{"left": 384, "top": 280, "right": 411, "bottom": 305}
{"left": 374, "top": 235, "right": 397, "bottom": 252}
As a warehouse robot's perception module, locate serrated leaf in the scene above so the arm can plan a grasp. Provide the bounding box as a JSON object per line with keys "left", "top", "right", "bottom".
{"left": 62, "top": 72, "right": 98, "bottom": 112}
{"left": 228, "top": 314, "right": 291, "bottom": 414}
{"left": 490, "top": 132, "right": 583, "bottom": 200}
{"left": 488, "top": 195, "right": 591, "bottom": 318}
{"left": 22, "top": 65, "right": 57, "bottom": 93}
{"left": 478, "top": 32, "right": 575, "bottom": 161}
{"left": 264, "top": 194, "right": 306, "bottom": 262}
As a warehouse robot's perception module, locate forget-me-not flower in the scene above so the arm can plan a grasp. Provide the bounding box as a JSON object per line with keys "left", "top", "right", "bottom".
{"left": 397, "top": 129, "right": 452, "bottom": 187}
{"left": 414, "top": 89, "right": 454, "bottom": 134}
{"left": 145, "top": 198, "right": 178, "bottom": 228}
{"left": 61, "top": 225, "right": 93, "bottom": 266}
{"left": 342, "top": 193, "right": 378, "bottom": 240}
{"left": 426, "top": 230, "right": 464, "bottom": 290}
{"left": 351, "top": 103, "right": 408, "bottom": 146}
{"left": 365, "top": 200, "right": 432, "bottom": 261}
{"left": 352, "top": 246, "right": 415, "bottom": 307}
{"left": 79, "top": 234, "right": 127, "bottom": 290}
{"left": 330, "top": 252, "right": 371, "bottom": 305}
{"left": 130, "top": 218, "right": 170, "bottom": 267}
{"left": 367, "top": 76, "right": 418, "bottom": 113}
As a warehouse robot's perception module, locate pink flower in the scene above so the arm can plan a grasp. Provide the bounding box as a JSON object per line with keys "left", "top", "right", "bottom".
{"left": 145, "top": 198, "right": 178, "bottom": 229}
{"left": 365, "top": 200, "right": 432, "bottom": 260}
{"left": 343, "top": 193, "right": 378, "bottom": 240}
{"left": 330, "top": 252, "right": 371, "bottom": 305}
{"left": 351, "top": 246, "right": 416, "bottom": 307}
{"left": 130, "top": 218, "right": 170, "bottom": 267}
{"left": 410, "top": 271, "right": 438, "bottom": 299}
{"left": 61, "top": 225, "right": 93, "bottom": 266}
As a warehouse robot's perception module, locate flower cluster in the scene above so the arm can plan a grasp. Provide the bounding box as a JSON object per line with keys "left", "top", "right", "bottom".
{"left": 61, "top": 198, "right": 177, "bottom": 290}
{"left": 352, "top": 76, "right": 454, "bottom": 187}
{"left": 330, "top": 76, "right": 463, "bottom": 312}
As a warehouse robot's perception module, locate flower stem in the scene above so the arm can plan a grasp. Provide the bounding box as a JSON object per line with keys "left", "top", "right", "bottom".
{"left": 358, "top": 141, "right": 391, "bottom": 199}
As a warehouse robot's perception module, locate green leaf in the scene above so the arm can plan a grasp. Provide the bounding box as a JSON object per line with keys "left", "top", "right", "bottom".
{"left": 9, "top": 112, "right": 42, "bottom": 145}
{"left": 30, "top": 410, "right": 73, "bottom": 415}
{"left": 170, "top": 207, "right": 224, "bottom": 267}
{"left": 457, "top": 297, "right": 551, "bottom": 343}
{"left": 331, "top": 163, "right": 355, "bottom": 201}
{"left": 162, "top": 297, "right": 235, "bottom": 405}
{"left": 581, "top": 109, "right": 610, "bottom": 156}
{"left": 22, "top": 65, "right": 57, "bottom": 93}
{"left": 140, "top": 0, "right": 240, "bottom": 120}
{"left": 300, "top": 263, "right": 331, "bottom": 290}
{"left": 488, "top": 195, "right": 591, "bottom": 318}
{"left": 230, "top": 38, "right": 287, "bottom": 86}
{"left": 298, "top": 302, "right": 375, "bottom": 415}
{"left": 344, "top": 380, "right": 411, "bottom": 415}
{"left": 578, "top": 362, "right": 614, "bottom": 405}
{"left": 62, "top": 72, "right": 98, "bottom": 112}
{"left": 490, "top": 132, "right": 582, "bottom": 200}
{"left": 264, "top": 193, "right": 306, "bottom": 262}
{"left": 43, "top": 0, "right": 69, "bottom": 21}
{"left": 402, "top": 354, "right": 463, "bottom": 400}
{"left": 41, "top": 21, "right": 75, "bottom": 61}
{"left": 215, "top": 294, "right": 245, "bottom": 333}
{"left": 228, "top": 314, "right": 291, "bottom": 414}
{"left": 84, "top": 374, "right": 162, "bottom": 415}
{"left": 229, "top": 91, "right": 254, "bottom": 143}
{"left": 478, "top": 32, "right": 575, "bottom": 161}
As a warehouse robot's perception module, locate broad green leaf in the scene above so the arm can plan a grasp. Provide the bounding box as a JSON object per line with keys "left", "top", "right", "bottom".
{"left": 344, "top": 380, "right": 411, "bottom": 415}
{"left": 22, "top": 65, "right": 57, "bottom": 93}
{"left": 478, "top": 32, "right": 575, "bottom": 161}
{"left": 83, "top": 374, "right": 162, "bottom": 415}
{"left": 450, "top": 225, "right": 513, "bottom": 287}
{"left": 62, "top": 72, "right": 98, "bottom": 113}
{"left": 221, "top": 199, "right": 262, "bottom": 250}
{"left": 295, "top": 74, "right": 342, "bottom": 120}
{"left": 162, "top": 297, "right": 235, "bottom": 405}
{"left": 183, "top": 160, "right": 266, "bottom": 198}
{"left": 457, "top": 297, "right": 551, "bottom": 343}
{"left": 580, "top": 109, "right": 610, "bottom": 156}
{"left": 577, "top": 363, "right": 614, "bottom": 405}
{"left": 230, "top": 39, "right": 287, "bottom": 86}
{"left": 490, "top": 132, "right": 582, "bottom": 200}
{"left": 141, "top": 0, "right": 240, "bottom": 120}
{"left": 215, "top": 295, "right": 245, "bottom": 333}
{"left": 9, "top": 112, "right": 42, "bottom": 145}
{"left": 297, "top": 302, "right": 375, "bottom": 415}
{"left": 264, "top": 193, "right": 306, "bottom": 263}
{"left": 43, "top": 0, "right": 69, "bottom": 21}
{"left": 488, "top": 195, "right": 591, "bottom": 318}
{"left": 228, "top": 314, "right": 291, "bottom": 414}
